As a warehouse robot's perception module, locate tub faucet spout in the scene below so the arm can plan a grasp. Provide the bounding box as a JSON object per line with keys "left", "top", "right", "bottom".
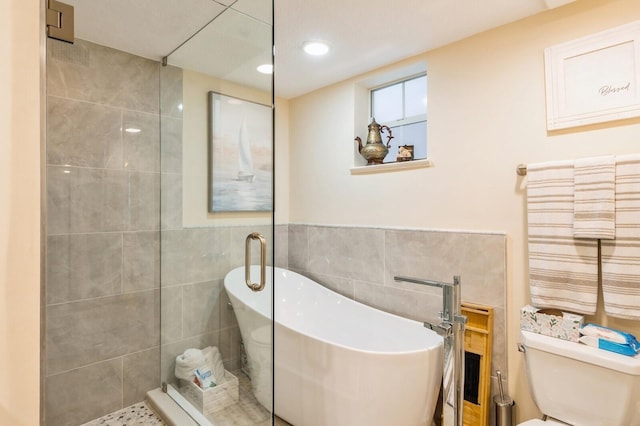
{"left": 424, "top": 320, "right": 452, "bottom": 337}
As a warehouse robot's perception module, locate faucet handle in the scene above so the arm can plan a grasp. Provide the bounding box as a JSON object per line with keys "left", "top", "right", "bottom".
{"left": 454, "top": 314, "right": 467, "bottom": 325}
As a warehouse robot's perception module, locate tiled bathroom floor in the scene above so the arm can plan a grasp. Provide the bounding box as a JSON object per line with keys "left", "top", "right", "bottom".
{"left": 205, "top": 371, "right": 291, "bottom": 426}
{"left": 83, "top": 371, "right": 291, "bottom": 426}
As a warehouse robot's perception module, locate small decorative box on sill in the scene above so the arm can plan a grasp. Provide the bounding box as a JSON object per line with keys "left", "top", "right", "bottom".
{"left": 180, "top": 370, "right": 239, "bottom": 415}
{"left": 396, "top": 145, "right": 414, "bottom": 162}
{"left": 520, "top": 305, "right": 584, "bottom": 343}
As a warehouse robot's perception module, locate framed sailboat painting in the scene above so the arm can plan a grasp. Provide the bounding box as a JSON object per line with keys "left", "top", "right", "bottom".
{"left": 207, "top": 91, "right": 272, "bottom": 212}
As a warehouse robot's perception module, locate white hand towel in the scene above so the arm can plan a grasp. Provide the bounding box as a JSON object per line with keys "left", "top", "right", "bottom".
{"left": 527, "top": 160, "right": 598, "bottom": 314}
{"left": 601, "top": 154, "right": 640, "bottom": 319}
{"left": 175, "top": 348, "right": 206, "bottom": 381}
{"left": 573, "top": 155, "right": 616, "bottom": 239}
{"left": 202, "top": 346, "right": 226, "bottom": 384}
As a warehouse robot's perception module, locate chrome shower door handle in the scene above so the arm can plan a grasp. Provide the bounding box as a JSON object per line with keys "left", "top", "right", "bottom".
{"left": 245, "top": 232, "right": 266, "bottom": 292}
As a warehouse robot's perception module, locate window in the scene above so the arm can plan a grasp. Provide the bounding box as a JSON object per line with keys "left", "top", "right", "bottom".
{"left": 370, "top": 74, "right": 427, "bottom": 163}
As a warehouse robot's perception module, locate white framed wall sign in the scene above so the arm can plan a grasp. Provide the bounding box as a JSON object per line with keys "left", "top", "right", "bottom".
{"left": 544, "top": 20, "right": 640, "bottom": 130}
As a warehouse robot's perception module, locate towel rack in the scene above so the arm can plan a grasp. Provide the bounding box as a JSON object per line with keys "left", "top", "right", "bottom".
{"left": 516, "top": 164, "right": 527, "bottom": 176}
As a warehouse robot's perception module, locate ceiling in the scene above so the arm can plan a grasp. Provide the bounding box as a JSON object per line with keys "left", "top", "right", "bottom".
{"left": 63, "top": 0, "right": 575, "bottom": 99}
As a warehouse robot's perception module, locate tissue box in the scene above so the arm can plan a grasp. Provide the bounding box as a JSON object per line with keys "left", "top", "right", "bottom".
{"left": 180, "top": 370, "right": 239, "bottom": 415}
{"left": 520, "top": 305, "right": 584, "bottom": 342}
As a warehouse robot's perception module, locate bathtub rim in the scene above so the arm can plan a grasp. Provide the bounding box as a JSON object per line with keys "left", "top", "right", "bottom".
{"left": 225, "top": 265, "right": 444, "bottom": 356}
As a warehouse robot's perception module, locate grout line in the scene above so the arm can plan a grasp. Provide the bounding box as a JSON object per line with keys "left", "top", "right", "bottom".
{"left": 46, "top": 346, "right": 160, "bottom": 378}
{"left": 46, "top": 94, "right": 159, "bottom": 116}
{"left": 287, "top": 221, "right": 508, "bottom": 236}
{"left": 121, "top": 232, "right": 124, "bottom": 295}
{"left": 119, "top": 107, "right": 124, "bottom": 170}
{"left": 159, "top": 328, "right": 233, "bottom": 349}
{"left": 46, "top": 162, "right": 162, "bottom": 174}
{"left": 382, "top": 228, "right": 387, "bottom": 287}
{"left": 305, "top": 225, "right": 310, "bottom": 271}
{"left": 47, "top": 228, "right": 161, "bottom": 237}
{"left": 47, "top": 229, "right": 159, "bottom": 237}
{"left": 180, "top": 285, "right": 184, "bottom": 341}
{"left": 120, "top": 356, "right": 124, "bottom": 409}
{"left": 46, "top": 287, "right": 159, "bottom": 307}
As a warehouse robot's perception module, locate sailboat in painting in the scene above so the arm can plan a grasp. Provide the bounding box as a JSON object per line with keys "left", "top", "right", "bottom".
{"left": 237, "top": 117, "right": 255, "bottom": 182}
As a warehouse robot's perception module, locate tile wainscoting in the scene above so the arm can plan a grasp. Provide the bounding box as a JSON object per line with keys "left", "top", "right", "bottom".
{"left": 284, "top": 224, "right": 508, "bottom": 400}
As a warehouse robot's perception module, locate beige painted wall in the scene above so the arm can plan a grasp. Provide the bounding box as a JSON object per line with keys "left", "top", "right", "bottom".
{"left": 0, "top": 0, "right": 41, "bottom": 425}
{"left": 288, "top": 0, "right": 640, "bottom": 421}
{"left": 182, "top": 69, "right": 289, "bottom": 226}
{"left": 274, "top": 97, "right": 290, "bottom": 225}
{"left": 3, "top": 0, "right": 639, "bottom": 424}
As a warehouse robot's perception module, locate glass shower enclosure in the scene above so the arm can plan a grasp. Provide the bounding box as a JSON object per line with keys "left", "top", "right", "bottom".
{"left": 43, "top": 0, "right": 274, "bottom": 425}
{"left": 159, "top": 2, "right": 275, "bottom": 424}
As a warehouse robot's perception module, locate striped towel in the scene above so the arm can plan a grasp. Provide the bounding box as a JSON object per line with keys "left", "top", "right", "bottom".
{"left": 573, "top": 155, "right": 616, "bottom": 239}
{"left": 601, "top": 154, "right": 640, "bottom": 319}
{"left": 527, "top": 160, "right": 599, "bottom": 314}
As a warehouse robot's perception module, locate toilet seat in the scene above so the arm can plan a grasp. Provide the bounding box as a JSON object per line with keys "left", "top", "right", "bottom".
{"left": 518, "top": 419, "right": 566, "bottom": 425}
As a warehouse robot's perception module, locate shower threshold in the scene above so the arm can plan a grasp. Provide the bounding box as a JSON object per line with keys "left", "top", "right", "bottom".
{"left": 146, "top": 370, "right": 289, "bottom": 426}
{"left": 146, "top": 385, "right": 208, "bottom": 426}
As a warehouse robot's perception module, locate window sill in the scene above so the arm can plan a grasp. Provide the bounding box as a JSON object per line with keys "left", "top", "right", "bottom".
{"left": 350, "top": 158, "right": 432, "bottom": 175}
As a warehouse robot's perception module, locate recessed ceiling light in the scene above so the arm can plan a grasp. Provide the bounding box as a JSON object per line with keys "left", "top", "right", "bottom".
{"left": 257, "top": 64, "right": 273, "bottom": 74}
{"left": 125, "top": 128, "right": 141, "bottom": 134}
{"left": 303, "top": 41, "right": 330, "bottom": 56}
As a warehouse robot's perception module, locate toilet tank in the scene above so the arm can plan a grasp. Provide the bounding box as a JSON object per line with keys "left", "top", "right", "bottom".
{"left": 521, "top": 330, "right": 640, "bottom": 426}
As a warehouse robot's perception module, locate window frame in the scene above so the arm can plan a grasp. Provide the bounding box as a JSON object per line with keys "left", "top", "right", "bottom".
{"left": 369, "top": 72, "right": 427, "bottom": 129}
{"left": 369, "top": 72, "right": 427, "bottom": 162}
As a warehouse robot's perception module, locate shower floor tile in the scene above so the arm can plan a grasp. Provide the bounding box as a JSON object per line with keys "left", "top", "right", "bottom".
{"left": 81, "top": 401, "right": 165, "bottom": 425}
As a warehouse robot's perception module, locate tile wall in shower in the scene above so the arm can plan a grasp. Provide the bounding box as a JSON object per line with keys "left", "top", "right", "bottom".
{"left": 45, "top": 38, "right": 282, "bottom": 424}
{"left": 45, "top": 38, "right": 162, "bottom": 426}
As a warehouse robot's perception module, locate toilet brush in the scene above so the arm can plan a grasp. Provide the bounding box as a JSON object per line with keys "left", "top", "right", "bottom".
{"left": 494, "top": 369, "right": 514, "bottom": 426}
{"left": 497, "top": 370, "right": 505, "bottom": 403}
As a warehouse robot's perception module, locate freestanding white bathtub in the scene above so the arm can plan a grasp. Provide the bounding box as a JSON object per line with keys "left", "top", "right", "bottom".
{"left": 224, "top": 266, "right": 444, "bottom": 426}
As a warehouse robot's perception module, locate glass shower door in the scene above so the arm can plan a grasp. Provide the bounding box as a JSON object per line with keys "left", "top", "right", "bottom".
{"left": 159, "top": 1, "right": 275, "bottom": 424}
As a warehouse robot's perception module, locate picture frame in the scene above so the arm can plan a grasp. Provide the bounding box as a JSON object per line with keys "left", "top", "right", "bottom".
{"left": 544, "top": 20, "right": 640, "bottom": 130}
{"left": 208, "top": 91, "right": 272, "bottom": 212}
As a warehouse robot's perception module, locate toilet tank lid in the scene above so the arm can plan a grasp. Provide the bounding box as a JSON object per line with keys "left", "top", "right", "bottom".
{"left": 521, "top": 330, "right": 640, "bottom": 375}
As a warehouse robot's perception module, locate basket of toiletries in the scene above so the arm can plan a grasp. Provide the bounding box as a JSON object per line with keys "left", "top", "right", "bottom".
{"left": 180, "top": 370, "right": 239, "bottom": 415}
{"left": 175, "top": 346, "right": 239, "bottom": 415}
{"left": 579, "top": 324, "right": 640, "bottom": 357}
{"left": 520, "top": 305, "right": 584, "bottom": 342}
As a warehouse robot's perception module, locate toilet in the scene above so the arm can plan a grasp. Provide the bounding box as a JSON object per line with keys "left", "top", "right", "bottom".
{"left": 246, "top": 325, "right": 272, "bottom": 410}
{"left": 519, "top": 330, "right": 640, "bottom": 425}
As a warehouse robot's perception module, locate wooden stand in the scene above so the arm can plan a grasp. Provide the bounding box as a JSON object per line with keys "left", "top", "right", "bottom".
{"left": 462, "top": 302, "right": 494, "bottom": 426}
